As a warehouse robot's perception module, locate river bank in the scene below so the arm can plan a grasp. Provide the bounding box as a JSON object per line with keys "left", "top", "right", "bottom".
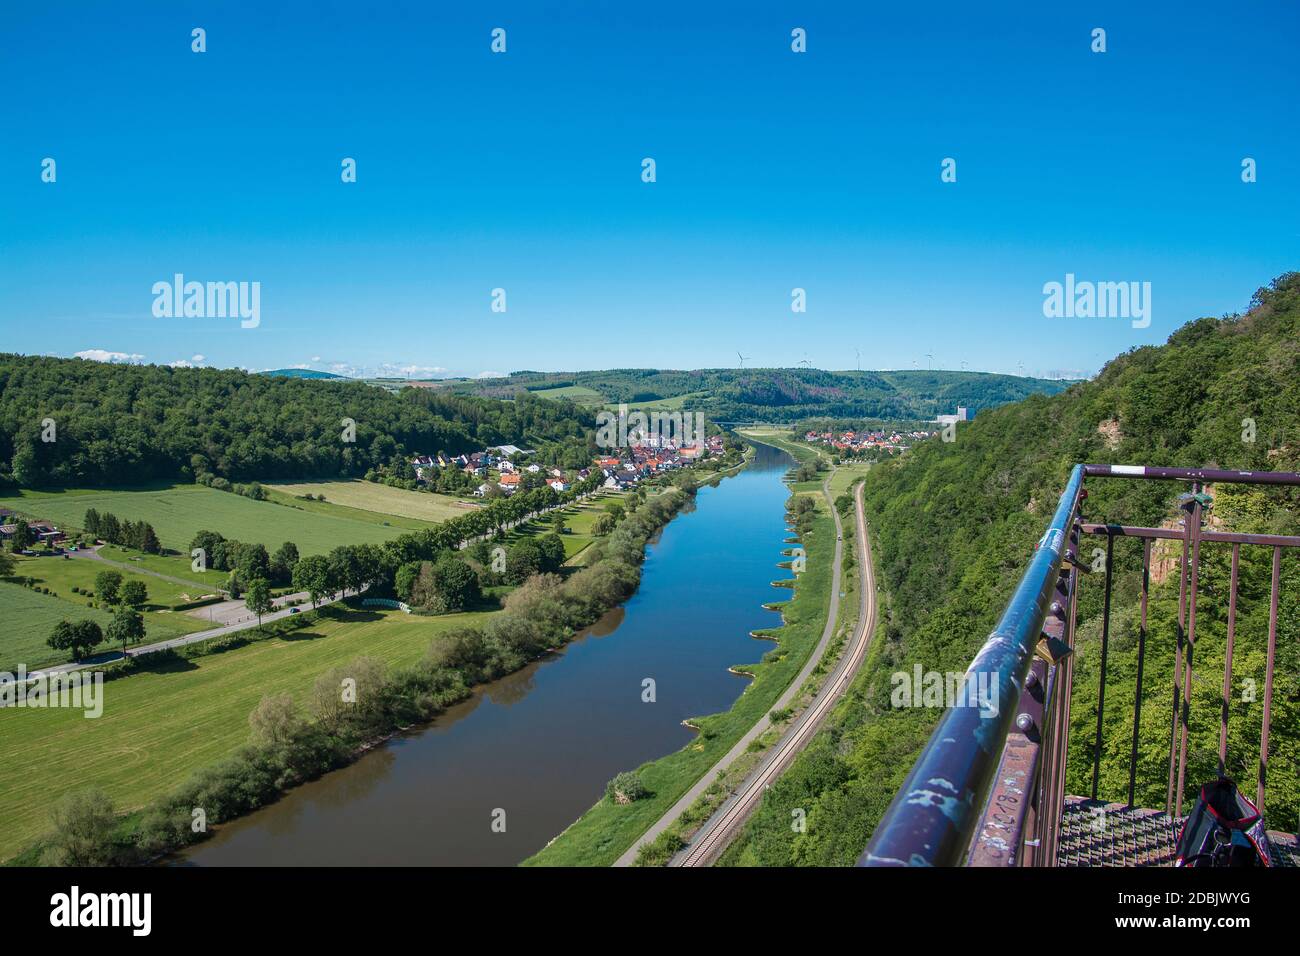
{"left": 524, "top": 434, "right": 838, "bottom": 866}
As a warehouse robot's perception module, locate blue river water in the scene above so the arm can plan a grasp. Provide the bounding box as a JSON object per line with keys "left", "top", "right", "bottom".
{"left": 180, "top": 441, "right": 794, "bottom": 865}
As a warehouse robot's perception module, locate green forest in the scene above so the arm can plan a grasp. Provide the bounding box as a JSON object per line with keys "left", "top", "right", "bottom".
{"left": 455, "top": 367, "right": 1073, "bottom": 422}
{"left": 722, "top": 272, "right": 1300, "bottom": 865}
{"left": 0, "top": 356, "right": 595, "bottom": 487}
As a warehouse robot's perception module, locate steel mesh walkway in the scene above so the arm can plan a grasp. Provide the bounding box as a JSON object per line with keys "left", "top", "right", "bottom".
{"left": 1059, "top": 796, "right": 1300, "bottom": 867}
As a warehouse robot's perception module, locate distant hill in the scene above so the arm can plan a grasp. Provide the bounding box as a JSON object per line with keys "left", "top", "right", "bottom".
{"left": 452, "top": 367, "right": 1076, "bottom": 423}
{"left": 261, "top": 368, "right": 347, "bottom": 379}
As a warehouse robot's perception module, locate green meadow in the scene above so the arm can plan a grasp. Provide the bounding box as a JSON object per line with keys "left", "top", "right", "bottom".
{"left": 0, "top": 484, "right": 405, "bottom": 555}
{"left": 0, "top": 605, "right": 495, "bottom": 862}
{"left": 1, "top": 555, "right": 214, "bottom": 670}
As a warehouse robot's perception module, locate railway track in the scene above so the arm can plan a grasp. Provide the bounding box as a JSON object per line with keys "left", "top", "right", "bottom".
{"left": 672, "top": 479, "right": 876, "bottom": 866}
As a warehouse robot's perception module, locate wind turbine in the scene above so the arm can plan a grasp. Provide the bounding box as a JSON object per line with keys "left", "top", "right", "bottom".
{"left": 960, "top": 360, "right": 969, "bottom": 371}
{"left": 926, "top": 352, "right": 934, "bottom": 371}
{"left": 1017, "top": 362, "right": 1025, "bottom": 377}
{"left": 737, "top": 351, "right": 750, "bottom": 369}
{"left": 855, "top": 348, "right": 861, "bottom": 371}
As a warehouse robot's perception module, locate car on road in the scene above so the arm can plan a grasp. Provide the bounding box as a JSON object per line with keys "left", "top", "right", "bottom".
{"left": 289, "top": 607, "right": 300, "bottom": 614}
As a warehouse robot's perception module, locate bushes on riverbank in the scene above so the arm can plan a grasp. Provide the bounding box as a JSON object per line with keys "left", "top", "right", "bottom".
{"left": 19, "top": 487, "right": 694, "bottom": 866}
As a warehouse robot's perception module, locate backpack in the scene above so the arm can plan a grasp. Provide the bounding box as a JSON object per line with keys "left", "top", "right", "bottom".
{"left": 1174, "top": 778, "right": 1274, "bottom": 867}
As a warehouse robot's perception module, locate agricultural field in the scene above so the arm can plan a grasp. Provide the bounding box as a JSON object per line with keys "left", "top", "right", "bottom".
{"left": 527, "top": 384, "right": 606, "bottom": 406}
{"left": 266, "top": 479, "right": 476, "bottom": 524}
{"left": 0, "top": 581, "right": 116, "bottom": 670}
{"left": 0, "top": 605, "right": 497, "bottom": 862}
{"left": 1, "top": 555, "right": 214, "bottom": 670}
{"left": 0, "top": 485, "right": 404, "bottom": 556}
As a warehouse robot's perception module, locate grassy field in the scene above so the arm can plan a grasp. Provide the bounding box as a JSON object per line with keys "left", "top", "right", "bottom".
{"left": 528, "top": 384, "right": 606, "bottom": 406}
{"left": 0, "top": 485, "right": 406, "bottom": 555}
{"left": 2, "top": 555, "right": 214, "bottom": 670}
{"left": 0, "top": 605, "right": 496, "bottom": 862}
{"left": 525, "top": 469, "right": 836, "bottom": 866}
{"left": 265, "top": 479, "right": 475, "bottom": 525}
{"left": 97, "top": 545, "right": 229, "bottom": 590}
{"left": 0, "top": 581, "right": 117, "bottom": 670}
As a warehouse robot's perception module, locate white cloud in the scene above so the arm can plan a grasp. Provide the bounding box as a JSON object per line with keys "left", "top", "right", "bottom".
{"left": 168, "top": 354, "right": 207, "bottom": 368}
{"left": 75, "top": 349, "right": 145, "bottom": 364}
{"left": 476, "top": 370, "right": 505, "bottom": 379}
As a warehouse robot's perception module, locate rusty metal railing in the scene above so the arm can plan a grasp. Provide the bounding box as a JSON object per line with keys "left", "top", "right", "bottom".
{"left": 860, "top": 463, "right": 1299, "bottom": 867}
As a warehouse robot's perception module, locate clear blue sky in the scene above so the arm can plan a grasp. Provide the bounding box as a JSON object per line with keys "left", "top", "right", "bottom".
{"left": 2, "top": 1, "right": 1296, "bottom": 379}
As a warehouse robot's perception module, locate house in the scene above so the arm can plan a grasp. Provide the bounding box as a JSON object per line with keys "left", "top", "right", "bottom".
{"left": 525, "top": 463, "right": 542, "bottom": 473}
{"left": 546, "top": 478, "right": 570, "bottom": 492}
{"left": 498, "top": 473, "right": 521, "bottom": 493}
{"left": 499, "top": 460, "right": 517, "bottom": 474}
{"left": 474, "top": 483, "right": 493, "bottom": 497}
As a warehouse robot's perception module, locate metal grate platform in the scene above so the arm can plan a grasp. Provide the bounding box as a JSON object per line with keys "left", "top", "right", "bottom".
{"left": 1059, "top": 796, "right": 1299, "bottom": 867}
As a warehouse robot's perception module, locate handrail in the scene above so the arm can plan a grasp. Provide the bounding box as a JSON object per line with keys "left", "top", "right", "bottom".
{"left": 858, "top": 464, "right": 1085, "bottom": 866}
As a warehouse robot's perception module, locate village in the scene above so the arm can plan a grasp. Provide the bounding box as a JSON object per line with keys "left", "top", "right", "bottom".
{"left": 409, "top": 432, "right": 729, "bottom": 498}
{"left": 801, "top": 424, "right": 938, "bottom": 456}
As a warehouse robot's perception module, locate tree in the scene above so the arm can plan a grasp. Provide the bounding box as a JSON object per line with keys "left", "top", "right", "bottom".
{"left": 120, "top": 579, "right": 148, "bottom": 608}
{"left": 0, "top": 549, "right": 13, "bottom": 577}
{"left": 83, "top": 508, "right": 101, "bottom": 535}
{"left": 93, "top": 568, "right": 123, "bottom": 606}
{"left": 429, "top": 555, "right": 481, "bottom": 612}
{"left": 106, "top": 608, "right": 145, "bottom": 655}
{"left": 248, "top": 693, "right": 305, "bottom": 747}
{"left": 139, "top": 523, "right": 161, "bottom": 555}
{"left": 270, "top": 541, "right": 299, "bottom": 584}
{"left": 11, "top": 439, "right": 41, "bottom": 487}
{"left": 9, "top": 519, "right": 34, "bottom": 551}
{"left": 592, "top": 513, "right": 616, "bottom": 536}
{"left": 292, "top": 554, "right": 333, "bottom": 608}
{"left": 604, "top": 501, "right": 626, "bottom": 522}
{"left": 245, "top": 576, "right": 273, "bottom": 626}
{"left": 236, "top": 542, "right": 271, "bottom": 583}
{"left": 41, "top": 789, "right": 119, "bottom": 866}
{"left": 47, "top": 619, "right": 104, "bottom": 661}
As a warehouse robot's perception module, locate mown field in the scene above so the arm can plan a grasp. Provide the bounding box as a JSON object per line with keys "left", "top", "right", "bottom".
{"left": 265, "top": 479, "right": 475, "bottom": 524}
{"left": 0, "top": 485, "right": 404, "bottom": 555}
{"left": 2, "top": 555, "right": 214, "bottom": 671}
{"left": 96, "top": 545, "right": 229, "bottom": 590}
{"left": 0, "top": 605, "right": 496, "bottom": 862}
{"left": 0, "top": 581, "right": 116, "bottom": 670}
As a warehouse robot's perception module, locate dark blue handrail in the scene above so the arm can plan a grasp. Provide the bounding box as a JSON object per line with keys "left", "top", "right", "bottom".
{"left": 858, "top": 464, "right": 1085, "bottom": 866}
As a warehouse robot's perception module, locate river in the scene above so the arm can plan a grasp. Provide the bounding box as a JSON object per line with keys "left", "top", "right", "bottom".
{"left": 179, "top": 440, "right": 795, "bottom": 866}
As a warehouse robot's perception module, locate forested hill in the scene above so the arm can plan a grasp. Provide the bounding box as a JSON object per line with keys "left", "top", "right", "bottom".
{"left": 459, "top": 367, "right": 1073, "bottom": 422}
{"left": 724, "top": 272, "right": 1300, "bottom": 865}
{"left": 0, "top": 356, "right": 594, "bottom": 487}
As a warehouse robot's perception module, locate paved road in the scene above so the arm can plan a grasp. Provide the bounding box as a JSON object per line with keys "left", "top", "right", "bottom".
{"left": 669, "top": 479, "right": 875, "bottom": 866}
{"left": 24, "top": 589, "right": 348, "bottom": 681}
{"left": 613, "top": 460, "right": 867, "bottom": 866}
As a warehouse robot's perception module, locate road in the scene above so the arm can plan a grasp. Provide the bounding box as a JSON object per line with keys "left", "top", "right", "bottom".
{"left": 669, "top": 479, "right": 874, "bottom": 866}
{"left": 613, "top": 461, "right": 871, "bottom": 866}
{"left": 23, "top": 588, "right": 349, "bottom": 681}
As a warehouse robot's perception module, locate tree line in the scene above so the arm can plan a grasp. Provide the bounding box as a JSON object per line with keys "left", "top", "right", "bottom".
{"left": 0, "top": 354, "right": 594, "bottom": 488}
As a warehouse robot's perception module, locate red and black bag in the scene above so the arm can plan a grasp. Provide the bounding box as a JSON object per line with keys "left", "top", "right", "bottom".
{"left": 1174, "top": 778, "right": 1273, "bottom": 867}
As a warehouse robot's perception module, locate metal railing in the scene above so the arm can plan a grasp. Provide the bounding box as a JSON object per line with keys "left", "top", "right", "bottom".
{"left": 860, "top": 463, "right": 1300, "bottom": 867}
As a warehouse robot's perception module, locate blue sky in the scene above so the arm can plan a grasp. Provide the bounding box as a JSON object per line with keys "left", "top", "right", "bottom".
{"left": 2, "top": 1, "right": 1297, "bottom": 379}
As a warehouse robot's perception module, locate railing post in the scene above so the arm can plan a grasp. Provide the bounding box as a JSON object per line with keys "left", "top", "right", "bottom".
{"left": 1091, "top": 531, "right": 1115, "bottom": 800}
{"left": 1258, "top": 546, "right": 1281, "bottom": 813}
